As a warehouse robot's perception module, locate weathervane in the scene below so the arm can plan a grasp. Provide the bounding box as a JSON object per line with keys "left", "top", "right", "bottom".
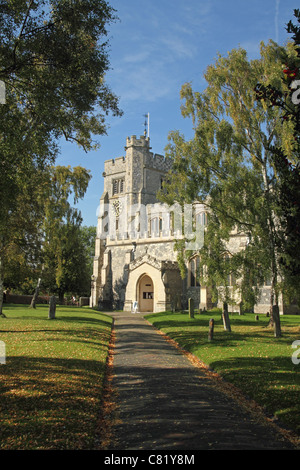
{"left": 143, "top": 112, "right": 150, "bottom": 138}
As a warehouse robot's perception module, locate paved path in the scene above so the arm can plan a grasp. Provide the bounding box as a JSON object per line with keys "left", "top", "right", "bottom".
{"left": 105, "top": 311, "right": 296, "bottom": 451}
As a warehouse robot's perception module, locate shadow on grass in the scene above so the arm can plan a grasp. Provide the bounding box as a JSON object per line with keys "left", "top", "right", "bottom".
{"left": 210, "top": 355, "right": 300, "bottom": 432}
{"left": 0, "top": 311, "right": 112, "bottom": 332}
{"left": 146, "top": 312, "right": 272, "bottom": 330}
{"left": 0, "top": 354, "right": 108, "bottom": 449}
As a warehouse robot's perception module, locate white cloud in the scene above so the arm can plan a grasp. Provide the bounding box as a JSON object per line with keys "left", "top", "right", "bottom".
{"left": 123, "top": 50, "right": 151, "bottom": 64}
{"left": 160, "top": 34, "right": 197, "bottom": 60}
{"left": 239, "top": 40, "right": 261, "bottom": 59}
{"left": 107, "top": 1, "right": 214, "bottom": 104}
{"left": 110, "top": 59, "right": 178, "bottom": 103}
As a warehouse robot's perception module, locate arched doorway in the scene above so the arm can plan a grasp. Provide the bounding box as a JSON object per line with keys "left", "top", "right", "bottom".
{"left": 138, "top": 274, "right": 154, "bottom": 312}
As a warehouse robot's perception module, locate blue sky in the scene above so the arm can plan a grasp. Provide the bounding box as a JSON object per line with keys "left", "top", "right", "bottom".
{"left": 56, "top": 0, "right": 297, "bottom": 227}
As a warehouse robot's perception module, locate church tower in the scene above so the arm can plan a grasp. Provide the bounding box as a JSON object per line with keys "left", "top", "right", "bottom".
{"left": 90, "top": 134, "right": 182, "bottom": 312}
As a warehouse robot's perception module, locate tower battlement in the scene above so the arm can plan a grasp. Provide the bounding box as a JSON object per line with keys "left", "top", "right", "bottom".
{"left": 100, "top": 134, "right": 173, "bottom": 205}
{"left": 103, "top": 135, "right": 172, "bottom": 176}
{"left": 104, "top": 156, "right": 126, "bottom": 175}
{"left": 125, "top": 134, "right": 150, "bottom": 149}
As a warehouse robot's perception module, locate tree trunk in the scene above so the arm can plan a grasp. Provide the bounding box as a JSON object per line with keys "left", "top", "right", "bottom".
{"left": 29, "top": 277, "right": 41, "bottom": 309}
{"left": 188, "top": 298, "right": 194, "bottom": 318}
{"left": 0, "top": 258, "right": 6, "bottom": 318}
{"left": 272, "top": 304, "right": 282, "bottom": 338}
{"left": 48, "top": 295, "right": 56, "bottom": 319}
{"left": 268, "top": 255, "right": 282, "bottom": 337}
{"left": 261, "top": 161, "right": 281, "bottom": 337}
{"left": 58, "top": 291, "right": 64, "bottom": 305}
{"left": 222, "top": 302, "right": 231, "bottom": 332}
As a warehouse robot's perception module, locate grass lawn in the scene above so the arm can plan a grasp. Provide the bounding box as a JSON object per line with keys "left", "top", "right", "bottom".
{"left": 0, "top": 304, "right": 113, "bottom": 450}
{"left": 145, "top": 310, "right": 300, "bottom": 436}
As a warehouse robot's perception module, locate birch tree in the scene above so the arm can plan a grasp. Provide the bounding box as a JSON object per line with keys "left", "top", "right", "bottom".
{"left": 161, "top": 41, "right": 299, "bottom": 337}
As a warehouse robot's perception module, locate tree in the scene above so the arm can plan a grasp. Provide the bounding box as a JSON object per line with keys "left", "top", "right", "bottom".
{"left": 44, "top": 221, "right": 92, "bottom": 304}
{"left": 0, "top": 165, "right": 50, "bottom": 314}
{"left": 161, "top": 42, "right": 298, "bottom": 337}
{"left": 0, "top": 0, "right": 121, "bottom": 150}
{"left": 254, "top": 10, "right": 300, "bottom": 296}
{"left": 31, "top": 165, "right": 92, "bottom": 307}
{"left": 80, "top": 225, "right": 97, "bottom": 276}
{"left": 0, "top": 0, "right": 122, "bottom": 312}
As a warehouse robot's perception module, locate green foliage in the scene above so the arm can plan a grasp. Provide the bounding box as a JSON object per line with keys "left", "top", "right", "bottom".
{"left": 0, "top": 0, "right": 122, "bottom": 152}
{"left": 0, "top": 0, "right": 122, "bottom": 311}
{"left": 161, "top": 40, "right": 299, "bottom": 318}
{"left": 44, "top": 223, "right": 93, "bottom": 299}
{"left": 254, "top": 10, "right": 300, "bottom": 283}
{"left": 3, "top": 166, "right": 94, "bottom": 301}
{"left": 39, "top": 166, "right": 93, "bottom": 299}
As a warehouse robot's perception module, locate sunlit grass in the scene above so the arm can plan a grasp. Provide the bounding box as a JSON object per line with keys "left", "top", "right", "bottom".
{"left": 0, "top": 304, "right": 113, "bottom": 450}
{"left": 145, "top": 310, "right": 300, "bottom": 435}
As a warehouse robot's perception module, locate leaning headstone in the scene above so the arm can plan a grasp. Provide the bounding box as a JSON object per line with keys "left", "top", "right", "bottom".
{"left": 188, "top": 298, "right": 194, "bottom": 318}
{"left": 48, "top": 296, "right": 56, "bottom": 320}
{"left": 208, "top": 318, "right": 214, "bottom": 341}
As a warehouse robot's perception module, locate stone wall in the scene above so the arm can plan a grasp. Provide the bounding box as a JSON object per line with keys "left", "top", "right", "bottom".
{"left": 5, "top": 294, "right": 49, "bottom": 304}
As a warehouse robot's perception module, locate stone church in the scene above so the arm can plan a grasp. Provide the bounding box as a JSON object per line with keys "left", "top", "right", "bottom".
{"left": 90, "top": 134, "right": 291, "bottom": 314}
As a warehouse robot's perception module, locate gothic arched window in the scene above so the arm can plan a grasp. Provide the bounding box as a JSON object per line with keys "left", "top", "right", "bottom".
{"left": 189, "top": 256, "right": 200, "bottom": 287}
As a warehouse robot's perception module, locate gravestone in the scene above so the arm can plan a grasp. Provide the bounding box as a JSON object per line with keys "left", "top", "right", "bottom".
{"left": 48, "top": 296, "right": 56, "bottom": 319}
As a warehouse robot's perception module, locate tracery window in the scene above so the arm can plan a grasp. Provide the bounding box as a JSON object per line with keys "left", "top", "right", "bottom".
{"left": 189, "top": 256, "right": 200, "bottom": 287}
